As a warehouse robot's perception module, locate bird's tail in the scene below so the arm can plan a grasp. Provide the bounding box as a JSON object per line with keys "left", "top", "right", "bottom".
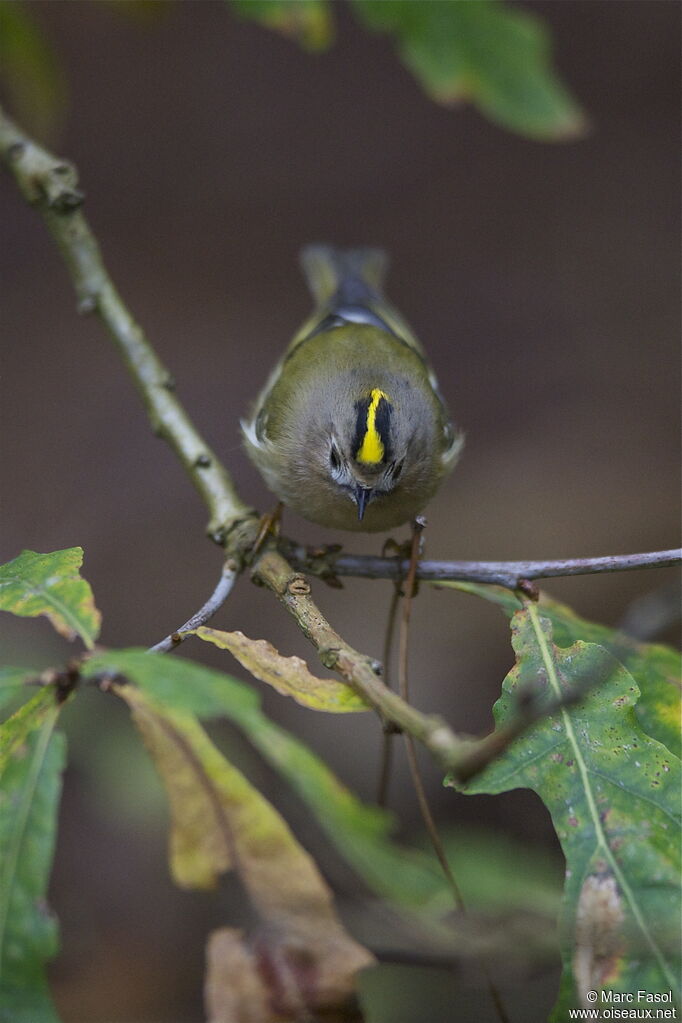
{"left": 300, "top": 244, "right": 389, "bottom": 308}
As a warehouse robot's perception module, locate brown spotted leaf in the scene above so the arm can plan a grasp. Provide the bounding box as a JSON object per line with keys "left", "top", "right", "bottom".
{"left": 447, "top": 581, "right": 681, "bottom": 758}
{"left": 452, "top": 605, "right": 681, "bottom": 1016}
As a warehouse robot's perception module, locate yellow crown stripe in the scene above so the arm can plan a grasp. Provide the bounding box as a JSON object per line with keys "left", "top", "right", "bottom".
{"left": 356, "top": 388, "right": 389, "bottom": 464}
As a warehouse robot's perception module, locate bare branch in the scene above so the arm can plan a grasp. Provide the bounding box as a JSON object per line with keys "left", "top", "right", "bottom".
{"left": 249, "top": 546, "right": 474, "bottom": 767}
{"left": 0, "top": 105, "right": 254, "bottom": 548}
{"left": 148, "top": 559, "right": 240, "bottom": 653}
{"left": 285, "top": 546, "right": 682, "bottom": 590}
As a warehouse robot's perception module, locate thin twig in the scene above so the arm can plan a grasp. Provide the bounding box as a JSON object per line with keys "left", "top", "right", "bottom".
{"left": 618, "top": 578, "right": 682, "bottom": 641}
{"left": 398, "top": 520, "right": 465, "bottom": 907}
{"left": 287, "top": 547, "right": 682, "bottom": 589}
{"left": 452, "top": 672, "right": 594, "bottom": 784}
{"left": 398, "top": 523, "right": 510, "bottom": 1023}
{"left": 148, "top": 559, "right": 240, "bottom": 653}
{"left": 376, "top": 584, "right": 402, "bottom": 807}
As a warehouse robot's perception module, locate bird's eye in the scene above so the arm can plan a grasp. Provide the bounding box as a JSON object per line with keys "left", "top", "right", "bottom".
{"left": 329, "top": 445, "right": 341, "bottom": 471}
{"left": 392, "top": 459, "right": 404, "bottom": 481}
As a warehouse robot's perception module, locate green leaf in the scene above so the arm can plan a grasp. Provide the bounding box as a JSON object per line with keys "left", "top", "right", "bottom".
{"left": 0, "top": 1, "right": 66, "bottom": 140}
{"left": 453, "top": 605, "right": 681, "bottom": 1013}
{"left": 351, "top": 0, "right": 586, "bottom": 140}
{"left": 192, "top": 626, "right": 368, "bottom": 712}
{"left": 0, "top": 692, "right": 65, "bottom": 1023}
{"left": 0, "top": 689, "right": 56, "bottom": 772}
{"left": 437, "top": 825, "right": 561, "bottom": 919}
{"left": 0, "top": 668, "right": 39, "bottom": 716}
{"left": 229, "top": 0, "right": 334, "bottom": 51}
{"left": 0, "top": 549, "right": 101, "bottom": 650}
{"left": 86, "top": 648, "right": 261, "bottom": 723}
{"left": 114, "top": 684, "right": 374, "bottom": 1017}
{"left": 448, "top": 582, "right": 682, "bottom": 759}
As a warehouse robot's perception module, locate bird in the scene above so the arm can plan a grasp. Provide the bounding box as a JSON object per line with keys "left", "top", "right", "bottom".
{"left": 241, "top": 245, "right": 463, "bottom": 532}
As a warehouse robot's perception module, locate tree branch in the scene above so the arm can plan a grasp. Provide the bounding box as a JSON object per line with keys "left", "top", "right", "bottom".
{"left": 0, "top": 105, "right": 254, "bottom": 548}
{"left": 0, "top": 103, "right": 472, "bottom": 772}
{"left": 3, "top": 103, "right": 678, "bottom": 784}
{"left": 284, "top": 545, "right": 682, "bottom": 589}
{"left": 148, "top": 559, "right": 240, "bottom": 653}
{"left": 451, "top": 670, "right": 590, "bottom": 783}
{"left": 249, "top": 546, "right": 472, "bottom": 768}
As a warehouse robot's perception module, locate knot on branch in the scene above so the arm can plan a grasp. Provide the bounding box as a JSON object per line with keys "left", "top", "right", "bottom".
{"left": 427, "top": 722, "right": 463, "bottom": 767}
{"left": 287, "top": 575, "right": 311, "bottom": 597}
{"left": 6, "top": 140, "right": 84, "bottom": 211}
{"left": 516, "top": 578, "right": 540, "bottom": 601}
{"left": 38, "top": 660, "right": 82, "bottom": 703}
{"left": 319, "top": 647, "right": 340, "bottom": 670}
{"left": 209, "top": 511, "right": 259, "bottom": 552}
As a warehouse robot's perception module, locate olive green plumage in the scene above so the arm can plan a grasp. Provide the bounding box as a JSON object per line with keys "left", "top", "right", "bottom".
{"left": 242, "top": 245, "right": 463, "bottom": 532}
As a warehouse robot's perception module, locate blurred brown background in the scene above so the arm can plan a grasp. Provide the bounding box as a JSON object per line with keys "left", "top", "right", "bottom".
{"left": 1, "top": 2, "right": 680, "bottom": 1021}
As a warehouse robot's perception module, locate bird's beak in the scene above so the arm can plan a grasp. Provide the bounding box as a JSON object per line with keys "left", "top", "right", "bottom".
{"left": 354, "top": 485, "right": 372, "bottom": 521}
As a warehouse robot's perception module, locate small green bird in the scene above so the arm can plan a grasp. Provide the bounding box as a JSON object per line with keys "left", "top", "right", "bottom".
{"left": 242, "top": 246, "right": 463, "bottom": 532}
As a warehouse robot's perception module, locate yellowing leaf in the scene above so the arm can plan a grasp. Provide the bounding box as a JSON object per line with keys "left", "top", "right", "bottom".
{"left": 192, "top": 626, "right": 368, "bottom": 713}
{"left": 85, "top": 650, "right": 449, "bottom": 912}
{"left": 116, "top": 685, "right": 374, "bottom": 1015}
{"left": 117, "top": 686, "right": 231, "bottom": 889}
{"left": 0, "top": 667, "right": 41, "bottom": 716}
{"left": 0, "top": 548, "right": 101, "bottom": 649}
{"left": 0, "top": 689, "right": 58, "bottom": 774}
